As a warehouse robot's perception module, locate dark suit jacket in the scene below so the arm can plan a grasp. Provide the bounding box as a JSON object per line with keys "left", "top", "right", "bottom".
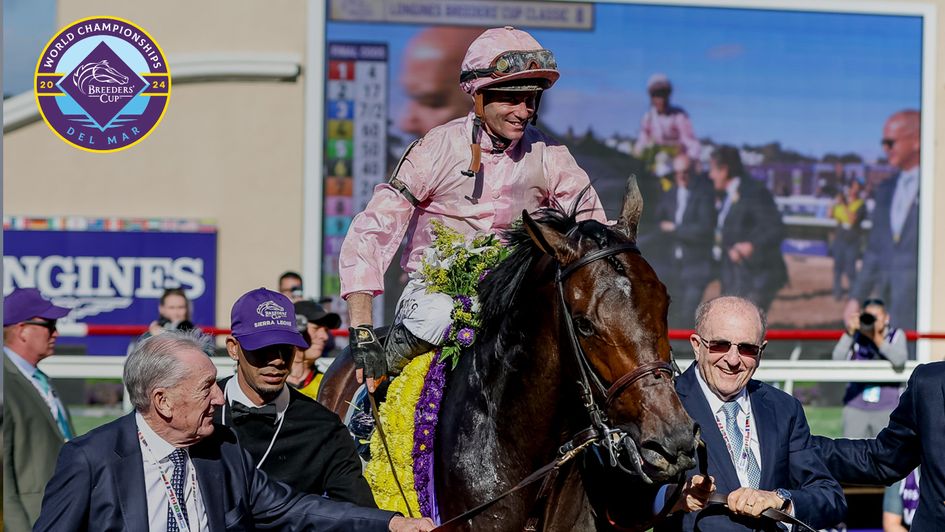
{"left": 851, "top": 172, "right": 919, "bottom": 330}
{"left": 3, "top": 353, "right": 73, "bottom": 532}
{"left": 214, "top": 378, "right": 376, "bottom": 507}
{"left": 34, "top": 413, "right": 394, "bottom": 531}
{"left": 654, "top": 177, "right": 716, "bottom": 282}
{"left": 814, "top": 361, "right": 945, "bottom": 531}
{"left": 718, "top": 177, "right": 788, "bottom": 303}
{"left": 655, "top": 364, "right": 845, "bottom": 531}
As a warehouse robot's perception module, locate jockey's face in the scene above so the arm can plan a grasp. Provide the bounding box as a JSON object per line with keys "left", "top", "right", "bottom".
{"left": 226, "top": 338, "right": 294, "bottom": 404}
{"left": 481, "top": 90, "right": 537, "bottom": 142}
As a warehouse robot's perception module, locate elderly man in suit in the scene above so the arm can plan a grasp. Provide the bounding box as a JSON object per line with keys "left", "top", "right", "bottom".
{"left": 653, "top": 296, "right": 845, "bottom": 531}
{"left": 654, "top": 153, "right": 717, "bottom": 328}
{"left": 814, "top": 361, "right": 945, "bottom": 530}
{"left": 844, "top": 109, "right": 920, "bottom": 334}
{"left": 709, "top": 146, "right": 788, "bottom": 312}
{"left": 34, "top": 329, "right": 434, "bottom": 531}
{"left": 3, "top": 288, "right": 74, "bottom": 532}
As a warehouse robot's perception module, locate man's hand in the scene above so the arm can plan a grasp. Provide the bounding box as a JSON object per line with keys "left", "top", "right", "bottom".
{"left": 389, "top": 515, "right": 436, "bottom": 532}
{"left": 660, "top": 220, "right": 676, "bottom": 232}
{"left": 732, "top": 241, "right": 754, "bottom": 261}
{"left": 726, "top": 487, "right": 784, "bottom": 518}
{"left": 350, "top": 324, "right": 387, "bottom": 392}
{"left": 670, "top": 474, "right": 715, "bottom": 513}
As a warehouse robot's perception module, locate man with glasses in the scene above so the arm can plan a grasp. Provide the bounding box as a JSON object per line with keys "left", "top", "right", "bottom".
{"left": 653, "top": 296, "right": 845, "bottom": 531}
{"left": 844, "top": 109, "right": 921, "bottom": 338}
{"left": 214, "top": 288, "right": 375, "bottom": 506}
{"left": 3, "top": 288, "right": 75, "bottom": 531}
{"left": 341, "top": 26, "right": 607, "bottom": 392}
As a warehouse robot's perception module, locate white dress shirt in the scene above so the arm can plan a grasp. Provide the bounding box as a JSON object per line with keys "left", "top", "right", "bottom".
{"left": 136, "top": 413, "right": 209, "bottom": 532}
{"left": 222, "top": 377, "right": 290, "bottom": 422}
{"left": 695, "top": 368, "right": 762, "bottom": 487}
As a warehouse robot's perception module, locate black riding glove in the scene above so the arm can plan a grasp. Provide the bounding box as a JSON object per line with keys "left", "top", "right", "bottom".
{"left": 350, "top": 324, "right": 388, "bottom": 380}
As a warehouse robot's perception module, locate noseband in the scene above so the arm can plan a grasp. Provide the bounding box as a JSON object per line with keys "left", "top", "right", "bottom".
{"left": 555, "top": 241, "right": 676, "bottom": 482}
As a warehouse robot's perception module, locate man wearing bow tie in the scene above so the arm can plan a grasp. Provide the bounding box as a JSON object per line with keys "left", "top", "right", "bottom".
{"left": 217, "top": 287, "right": 375, "bottom": 506}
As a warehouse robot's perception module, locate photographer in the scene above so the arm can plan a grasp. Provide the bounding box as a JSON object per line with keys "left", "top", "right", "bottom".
{"left": 832, "top": 298, "right": 907, "bottom": 438}
{"left": 126, "top": 288, "right": 195, "bottom": 355}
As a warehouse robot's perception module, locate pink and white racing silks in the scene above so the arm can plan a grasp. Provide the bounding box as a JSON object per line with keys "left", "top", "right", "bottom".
{"left": 339, "top": 112, "right": 608, "bottom": 299}
{"left": 634, "top": 105, "right": 701, "bottom": 160}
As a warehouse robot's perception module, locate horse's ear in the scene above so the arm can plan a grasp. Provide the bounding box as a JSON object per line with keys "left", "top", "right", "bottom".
{"left": 522, "top": 210, "right": 573, "bottom": 262}
{"left": 615, "top": 174, "right": 643, "bottom": 241}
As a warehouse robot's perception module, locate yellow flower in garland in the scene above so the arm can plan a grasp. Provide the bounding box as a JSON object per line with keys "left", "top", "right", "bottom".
{"left": 364, "top": 352, "right": 435, "bottom": 516}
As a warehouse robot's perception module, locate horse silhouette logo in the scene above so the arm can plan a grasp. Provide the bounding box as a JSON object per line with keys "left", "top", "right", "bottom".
{"left": 256, "top": 301, "right": 288, "bottom": 320}
{"left": 72, "top": 60, "right": 131, "bottom": 94}
{"left": 34, "top": 16, "right": 171, "bottom": 152}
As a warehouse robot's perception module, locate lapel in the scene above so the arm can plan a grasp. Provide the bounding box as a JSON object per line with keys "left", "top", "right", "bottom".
{"left": 748, "top": 381, "right": 779, "bottom": 490}
{"left": 113, "top": 414, "right": 150, "bottom": 531}
{"left": 191, "top": 431, "right": 228, "bottom": 532}
{"left": 3, "top": 354, "right": 63, "bottom": 438}
{"left": 675, "top": 365, "right": 741, "bottom": 490}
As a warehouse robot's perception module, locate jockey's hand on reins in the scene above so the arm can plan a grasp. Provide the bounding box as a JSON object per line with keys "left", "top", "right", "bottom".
{"left": 350, "top": 324, "right": 387, "bottom": 391}
{"left": 670, "top": 474, "right": 715, "bottom": 514}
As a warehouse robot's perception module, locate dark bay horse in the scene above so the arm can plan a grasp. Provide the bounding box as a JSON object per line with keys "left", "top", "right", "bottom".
{"left": 320, "top": 177, "right": 698, "bottom": 530}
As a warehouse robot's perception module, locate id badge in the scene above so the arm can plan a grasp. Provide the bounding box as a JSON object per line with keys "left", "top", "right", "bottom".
{"left": 862, "top": 386, "right": 881, "bottom": 403}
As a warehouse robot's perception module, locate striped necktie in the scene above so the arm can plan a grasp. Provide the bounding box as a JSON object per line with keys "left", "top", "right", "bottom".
{"left": 721, "top": 401, "right": 761, "bottom": 488}
{"left": 33, "top": 369, "right": 73, "bottom": 440}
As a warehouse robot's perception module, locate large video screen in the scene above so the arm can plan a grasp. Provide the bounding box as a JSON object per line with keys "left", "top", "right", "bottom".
{"left": 322, "top": 0, "right": 927, "bottom": 333}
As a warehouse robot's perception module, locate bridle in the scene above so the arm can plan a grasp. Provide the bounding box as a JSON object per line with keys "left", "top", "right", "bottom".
{"left": 555, "top": 241, "right": 677, "bottom": 482}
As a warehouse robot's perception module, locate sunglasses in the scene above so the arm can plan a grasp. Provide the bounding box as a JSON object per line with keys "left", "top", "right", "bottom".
{"left": 881, "top": 138, "right": 896, "bottom": 149}
{"left": 22, "top": 319, "right": 58, "bottom": 333}
{"left": 696, "top": 335, "right": 765, "bottom": 358}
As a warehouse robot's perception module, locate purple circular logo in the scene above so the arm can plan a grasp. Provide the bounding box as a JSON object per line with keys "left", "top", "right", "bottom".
{"left": 34, "top": 16, "right": 170, "bottom": 152}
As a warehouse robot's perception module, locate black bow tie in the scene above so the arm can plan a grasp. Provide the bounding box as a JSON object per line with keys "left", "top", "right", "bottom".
{"left": 230, "top": 402, "right": 277, "bottom": 425}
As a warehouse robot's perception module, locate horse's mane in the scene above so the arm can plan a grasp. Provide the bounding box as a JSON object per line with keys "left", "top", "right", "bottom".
{"left": 478, "top": 188, "right": 613, "bottom": 345}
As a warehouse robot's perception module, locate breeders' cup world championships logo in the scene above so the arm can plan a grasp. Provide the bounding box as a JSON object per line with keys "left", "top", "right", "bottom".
{"left": 34, "top": 16, "right": 170, "bottom": 152}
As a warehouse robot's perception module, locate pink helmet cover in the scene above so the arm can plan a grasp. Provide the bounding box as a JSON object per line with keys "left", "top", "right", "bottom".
{"left": 460, "top": 26, "right": 560, "bottom": 95}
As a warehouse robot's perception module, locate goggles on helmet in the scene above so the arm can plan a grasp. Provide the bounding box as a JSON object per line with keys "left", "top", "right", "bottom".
{"left": 460, "top": 49, "right": 557, "bottom": 83}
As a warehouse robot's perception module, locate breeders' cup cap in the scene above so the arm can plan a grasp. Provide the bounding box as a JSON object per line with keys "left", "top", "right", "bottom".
{"left": 230, "top": 288, "right": 308, "bottom": 350}
{"left": 3, "top": 288, "right": 71, "bottom": 327}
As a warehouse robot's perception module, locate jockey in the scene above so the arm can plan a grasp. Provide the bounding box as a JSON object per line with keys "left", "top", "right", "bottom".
{"left": 340, "top": 26, "right": 608, "bottom": 391}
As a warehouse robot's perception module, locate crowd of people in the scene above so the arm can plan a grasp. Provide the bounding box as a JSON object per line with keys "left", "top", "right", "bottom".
{"left": 2, "top": 24, "right": 935, "bottom": 532}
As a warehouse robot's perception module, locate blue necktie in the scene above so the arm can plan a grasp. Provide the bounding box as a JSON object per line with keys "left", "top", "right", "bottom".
{"left": 721, "top": 401, "right": 761, "bottom": 488}
{"left": 167, "top": 449, "right": 191, "bottom": 531}
{"left": 32, "top": 369, "right": 73, "bottom": 440}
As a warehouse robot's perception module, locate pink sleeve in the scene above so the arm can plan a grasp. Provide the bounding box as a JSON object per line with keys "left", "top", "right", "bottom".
{"left": 545, "top": 145, "right": 609, "bottom": 224}
{"left": 676, "top": 112, "right": 701, "bottom": 160}
{"left": 634, "top": 110, "right": 652, "bottom": 154}
{"left": 339, "top": 154, "right": 430, "bottom": 299}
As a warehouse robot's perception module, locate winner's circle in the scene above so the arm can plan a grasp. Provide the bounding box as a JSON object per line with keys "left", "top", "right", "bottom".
{"left": 34, "top": 16, "right": 170, "bottom": 153}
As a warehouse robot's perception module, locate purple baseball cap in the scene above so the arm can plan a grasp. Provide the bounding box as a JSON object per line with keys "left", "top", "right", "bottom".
{"left": 230, "top": 288, "right": 308, "bottom": 350}
{"left": 3, "top": 288, "right": 71, "bottom": 327}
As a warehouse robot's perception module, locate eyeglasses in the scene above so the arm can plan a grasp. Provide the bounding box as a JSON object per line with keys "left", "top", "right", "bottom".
{"left": 22, "top": 319, "right": 58, "bottom": 333}
{"left": 881, "top": 138, "right": 896, "bottom": 149}
{"left": 696, "top": 335, "right": 765, "bottom": 358}
{"left": 460, "top": 49, "right": 557, "bottom": 83}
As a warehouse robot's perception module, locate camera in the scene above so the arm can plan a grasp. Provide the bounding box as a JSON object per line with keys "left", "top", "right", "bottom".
{"left": 157, "top": 316, "right": 195, "bottom": 332}
{"left": 858, "top": 312, "right": 877, "bottom": 336}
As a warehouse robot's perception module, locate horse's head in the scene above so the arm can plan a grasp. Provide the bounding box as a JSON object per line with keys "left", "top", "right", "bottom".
{"left": 91, "top": 60, "right": 129, "bottom": 84}
{"left": 520, "top": 177, "right": 698, "bottom": 483}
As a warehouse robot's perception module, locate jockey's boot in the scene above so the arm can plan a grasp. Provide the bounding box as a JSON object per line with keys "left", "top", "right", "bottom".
{"left": 385, "top": 323, "right": 437, "bottom": 376}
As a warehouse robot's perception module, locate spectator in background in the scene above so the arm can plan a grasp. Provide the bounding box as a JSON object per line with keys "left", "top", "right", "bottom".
{"left": 217, "top": 288, "right": 375, "bottom": 506}
{"left": 884, "top": 468, "right": 920, "bottom": 531}
{"left": 126, "top": 288, "right": 194, "bottom": 355}
{"left": 830, "top": 179, "right": 865, "bottom": 301}
{"left": 633, "top": 73, "right": 701, "bottom": 164}
{"left": 654, "top": 153, "right": 716, "bottom": 329}
{"left": 3, "top": 288, "right": 74, "bottom": 532}
{"left": 709, "top": 146, "right": 788, "bottom": 312}
{"left": 845, "top": 110, "right": 920, "bottom": 336}
{"left": 398, "top": 26, "right": 484, "bottom": 138}
{"left": 832, "top": 298, "right": 907, "bottom": 438}
{"left": 288, "top": 299, "right": 342, "bottom": 400}
{"left": 278, "top": 271, "right": 305, "bottom": 302}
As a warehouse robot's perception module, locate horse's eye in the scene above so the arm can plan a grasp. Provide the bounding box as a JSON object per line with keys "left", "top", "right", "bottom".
{"left": 573, "top": 316, "right": 595, "bottom": 337}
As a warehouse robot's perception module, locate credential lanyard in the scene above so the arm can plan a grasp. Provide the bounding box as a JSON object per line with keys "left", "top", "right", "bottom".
{"left": 137, "top": 431, "right": 195, "bottom": 532}
{"left": 220, "top": 394, "right": 287, "bottom": 469}
{"left": 714, "top": 409, "right": 753, "bottom": 476}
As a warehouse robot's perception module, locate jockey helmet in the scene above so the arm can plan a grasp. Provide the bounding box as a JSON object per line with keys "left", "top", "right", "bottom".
{"left": 459, "top": 26, "right": 559, "bottom": 96}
